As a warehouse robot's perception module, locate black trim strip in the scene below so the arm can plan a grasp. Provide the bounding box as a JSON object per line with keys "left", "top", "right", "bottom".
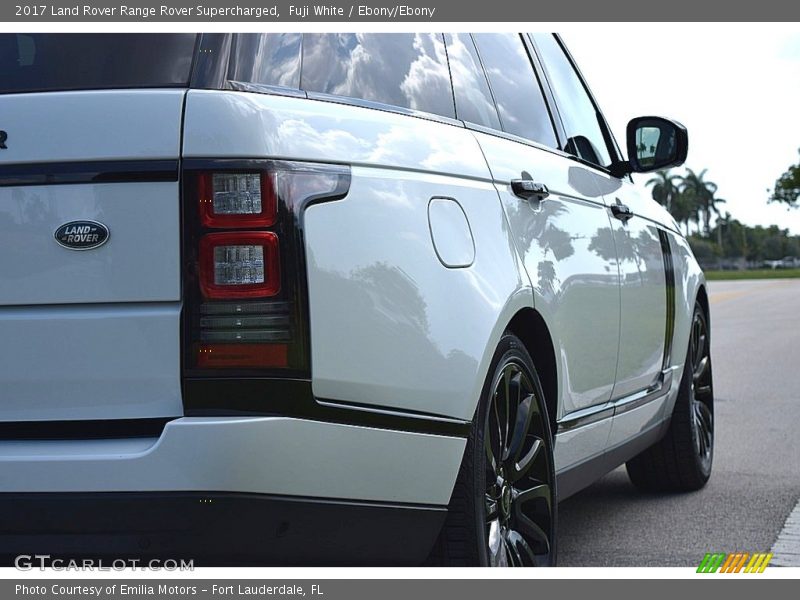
{"left": 0, "top": 491, "right": 446, "bottom": 565}
{"left": 183, "top": 378, "right": 471, "bottom": 438}
{"left": 556, "top": 369, "right": 673, "bottom": 433}
{"left": 0, "top": 160, "right": 179, "bottom": 188}
{"left": 612, "top": 369, "right": 672, "bottom": 417}
{"left": 226, "top": 80, "right": 308, "bottom": 99}
{"left": 304, "top": 91, "right": 465, "bottom": 128}
{"left": 0, "top": 418, "right": 173, "bottom": 441}
{"left": 658, "top": 228, "right": 677, "bottom": 370}
{"left": 556, "top": 402, "right": 614, "bottom": 433}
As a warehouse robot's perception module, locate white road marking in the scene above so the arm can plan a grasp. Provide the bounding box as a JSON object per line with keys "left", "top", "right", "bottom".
{"left": 771, "top": 499, "right": 800, "bottom": 566}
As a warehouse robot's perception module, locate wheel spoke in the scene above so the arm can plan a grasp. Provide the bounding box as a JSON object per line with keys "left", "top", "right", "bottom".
{"left": 485, "top": 429, "right": 500, "bottom": 478}
{"left": 693, "top": 400, "right": 713, "bottom": 458}
{"left": 696, "top": 402, "right": 713, "bottom": 439}
{"left": 491, "top": 390, "right": 504, "bottom": 457}
{"left": 488, "top": 519, "right": 506, "bottom": 567}
{"left": 507, "top": 392, "right": 534, "bottom": 462}
{"left": 516, "top": 483, "right": 551, "bottom": 507}
{"left": 509, "top": 437, "right": 542, "bottom": 483}
{"left": 513, "top": 484, "right": 552, "bottom": 554}
{"left": 506, "top": 528, "right": 538, "bottom": 566}
{"left": 693, "top": 356, "right": 709, "bottom": 382}
{"left": 500, "top": 368, "right": 513, "bottom": 453}
{"left": 695, "top": 384, "right": 712, "bottom": 397}
{"left": 513, "top": 512, "right": 551, "bottom": 555}
{"left": 485, "top": 495, "right": 499, "bottom": 522}
{"left": 694, "top": 406, "right": 706, "bottom": 456}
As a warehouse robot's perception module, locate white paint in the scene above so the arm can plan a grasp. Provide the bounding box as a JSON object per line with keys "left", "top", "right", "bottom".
{"left": 771, "top": 499, "right": 800, "bottom": 566}
{"left": 0, "top": 417, "right": 466, "bottom": 506}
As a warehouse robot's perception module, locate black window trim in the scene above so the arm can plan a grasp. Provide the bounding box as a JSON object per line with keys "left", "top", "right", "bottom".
{"left": 441, "top": 33, "right": 506, "bottom": 133}
{"left": 304, "top": 90, "right": 465, "bottom": 128}
{"left": 468, "top": 33, "right": 561, "bottom": 151}
{"left": 526, "top": 32, "right": 625, "bottom": 178}
{"left": 463, "top": 33, "right": 506, "bottom": 133}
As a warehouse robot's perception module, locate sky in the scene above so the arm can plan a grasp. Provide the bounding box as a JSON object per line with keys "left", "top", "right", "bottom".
{"left": 563, "top": 26, "right": 800, "bottom": 234}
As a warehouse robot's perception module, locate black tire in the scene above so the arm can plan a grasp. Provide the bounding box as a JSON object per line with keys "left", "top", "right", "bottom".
{"left": 429, "top": 332, "right": 556, "bottom": 566}
{"left": 626, "top": 302, "right": 714, "bottom": 492}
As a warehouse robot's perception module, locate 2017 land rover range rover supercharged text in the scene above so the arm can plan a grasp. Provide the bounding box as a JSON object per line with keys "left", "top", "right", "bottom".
{"left": 0, "top": 33, "right": 713, "bottom": 566}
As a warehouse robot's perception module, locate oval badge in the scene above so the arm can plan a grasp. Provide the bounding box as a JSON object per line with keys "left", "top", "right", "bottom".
{"left": 54, "top": 220, "right": 109, "bottom": 251}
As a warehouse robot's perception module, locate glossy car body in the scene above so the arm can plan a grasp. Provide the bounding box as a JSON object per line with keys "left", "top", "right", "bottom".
{"left": 0, "top": 33, "right": 707, "bottom": 564}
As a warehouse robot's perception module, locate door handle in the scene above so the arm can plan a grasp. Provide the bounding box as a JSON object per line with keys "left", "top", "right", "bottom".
{"left": 611, "top": 202, "right": 634, "bottom": 222}
{"left": 511, "top": 179, "right": 550, "bottom": 201}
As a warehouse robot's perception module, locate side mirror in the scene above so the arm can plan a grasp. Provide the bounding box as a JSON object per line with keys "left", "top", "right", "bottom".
{"left": 612, "top": 117, "right": 688, "bottom": 176}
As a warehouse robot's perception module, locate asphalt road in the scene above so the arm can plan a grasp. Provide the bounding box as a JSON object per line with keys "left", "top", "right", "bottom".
{"left": 558, "top": 278, "right": 800, "bottom": 566}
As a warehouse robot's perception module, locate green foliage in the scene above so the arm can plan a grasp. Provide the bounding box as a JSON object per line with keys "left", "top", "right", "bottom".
{"left": 645, "top": 165, "right": 800, "bottom": 265}
{"left": 687, "top": 236, "right": 720, "bottom": 261}
{"left": 704, "top": 269, "right": 800, "bottom": 281}
{"left": 770, "top": 148, "right": 800, "bottom": 208}
{"left": 646, "top": 167, "right": 724, "bottom": 237}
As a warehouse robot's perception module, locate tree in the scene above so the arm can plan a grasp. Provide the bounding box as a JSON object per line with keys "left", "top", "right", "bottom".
{"left": 680, "top": 168, "right": 724, "bottom": 236}
{"left": 769, "top": 148, "right": 800, "bottom": 209}
{"left": 646, "top": 169, "right": 682, "bottom": 212}
{"left": 670, "top": 188, "right": 698, "bottom": 236}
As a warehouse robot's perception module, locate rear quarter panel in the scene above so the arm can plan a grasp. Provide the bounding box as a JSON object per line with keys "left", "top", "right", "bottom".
{"left": 183, "top": 90, "right": 532, "bottom": 421}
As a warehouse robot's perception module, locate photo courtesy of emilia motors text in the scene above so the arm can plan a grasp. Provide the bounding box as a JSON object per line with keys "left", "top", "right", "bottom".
{"left": 1, "top": 0, "right": 800, "bottom": 595}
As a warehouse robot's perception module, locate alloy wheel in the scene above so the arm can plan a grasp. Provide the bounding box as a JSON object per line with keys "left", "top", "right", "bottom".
{"left": 484, "top": 360, "right": 554, "bottom": 567}
{"left": 689, "top": 308, "right": 714, "bottom": 471}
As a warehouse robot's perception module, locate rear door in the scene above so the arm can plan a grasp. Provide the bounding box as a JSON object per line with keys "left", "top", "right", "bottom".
{"left": 0, "top": 34, "right": 195, "bottom": 421}
{"left": 532, "top": 33, "right": 670, "bottom": 402}
{"left": 453, "top": 33, "right": 621, "bottom": 469}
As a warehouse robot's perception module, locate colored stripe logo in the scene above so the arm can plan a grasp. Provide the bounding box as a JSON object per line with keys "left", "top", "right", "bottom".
{"left": 697, "top": 552, "right": 773, "bottom": 573}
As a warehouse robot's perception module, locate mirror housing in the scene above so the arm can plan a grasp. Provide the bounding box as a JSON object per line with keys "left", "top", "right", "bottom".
{"left": 611, "top": 117, "right": 688, "bottom": 177}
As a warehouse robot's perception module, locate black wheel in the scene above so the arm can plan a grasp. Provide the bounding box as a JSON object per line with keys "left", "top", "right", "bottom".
{"left": 626, "top": 301, "right": 714, "bottom": 492}
{"left": 429, "top": 333, "right": 556, "bottom": 566}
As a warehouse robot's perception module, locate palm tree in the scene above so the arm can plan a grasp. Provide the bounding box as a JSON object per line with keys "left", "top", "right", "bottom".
{"left": 671, "top": 188, "right": 698, "bottom": 236}
{"left": 680, "top": 169, "right": 723, "bottom": 236}
{"left": 646, "top": 169, "right": 682, "bottom": 212}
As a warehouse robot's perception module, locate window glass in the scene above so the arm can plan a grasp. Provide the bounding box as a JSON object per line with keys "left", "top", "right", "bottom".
{"left": 0, "top": 34, "right": 196, "bottom": 94}
{"left": 531, "top": 33, "right": 612, "bottom": 167}
{"left": 472, "top": 33, "right": 557, "bottom": 147}
{"left": 228, "top": 33, "right": 302, "bottom": 90}
{"left": 300, "top": 33, "right": 455, "bottom": 118}
{"left": 445, "top": 33, "right": 501, "bottom": 130}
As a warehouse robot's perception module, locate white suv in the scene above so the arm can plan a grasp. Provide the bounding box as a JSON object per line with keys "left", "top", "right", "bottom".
{"left": 0, "top": 33, "right": 713, "bottom": 567}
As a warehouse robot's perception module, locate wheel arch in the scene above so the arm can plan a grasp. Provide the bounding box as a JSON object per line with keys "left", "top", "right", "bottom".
{"left": 505, "top": 308, "right": 559, "bottom": 439}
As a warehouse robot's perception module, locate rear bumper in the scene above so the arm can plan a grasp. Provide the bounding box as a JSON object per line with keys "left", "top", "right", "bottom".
{"left": 0, "top": 416, "right": 464, "bottom": 565}
{"left": 0, "top": 491, "right": 445, "bottom": 566}
{"left": 0, "top": 416, "right": 465, "bottom": 505}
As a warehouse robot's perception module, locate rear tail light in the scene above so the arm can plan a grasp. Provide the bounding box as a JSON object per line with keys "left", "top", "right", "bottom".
{"left": 183, "top": 161, "right": 350, "bottom": 375}
{"left": 199, "top": 172, "right": 277, "bottom": 228}
{"left": 199, "top": 232, "right": 280, "bottom": 299}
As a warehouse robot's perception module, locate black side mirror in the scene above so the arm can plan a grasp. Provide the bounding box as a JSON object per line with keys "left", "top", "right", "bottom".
{"left": 612, "top": 117, "right": 688, "bottom": 176}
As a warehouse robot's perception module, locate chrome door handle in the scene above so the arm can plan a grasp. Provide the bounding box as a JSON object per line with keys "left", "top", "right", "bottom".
{"left": 511, "top": 179, "right": 550, "bottom": 201}
{"left": 611, "top": 203, "right": 634, "bottom": 222}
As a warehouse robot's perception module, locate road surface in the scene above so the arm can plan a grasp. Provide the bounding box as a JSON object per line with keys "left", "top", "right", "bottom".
{"left": 558, "top": 278, "right": 800, "bottom": 566}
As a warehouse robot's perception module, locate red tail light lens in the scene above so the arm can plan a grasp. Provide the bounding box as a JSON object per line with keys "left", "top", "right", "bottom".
{"left": 199, "top": 172, "right": 277, "bottom": 228}
{"left": 196, "top": 343, "right": 288, "bottom": 369}
{"left": 199, "top": 232, "right": 280, "bottom": 300}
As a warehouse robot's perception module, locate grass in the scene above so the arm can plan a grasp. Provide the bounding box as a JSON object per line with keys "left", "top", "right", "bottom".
{"left": 704, "top": 268, "right": 800, "bottom": 281}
